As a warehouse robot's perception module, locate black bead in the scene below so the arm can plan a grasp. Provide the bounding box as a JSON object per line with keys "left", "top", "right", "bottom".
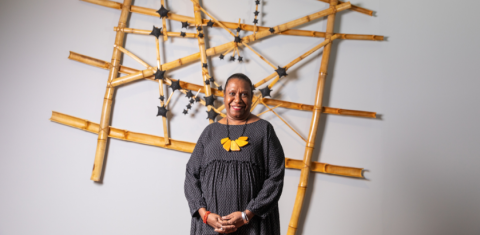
{"left": 170, "top": 79, "right": 182, "bottom": 92}
{"left": 204, "top": 95, "right": 216, "bottom": 106}
{"left": 259, "top": 86, "right": 272, "bottom": 97}
{"left": 207, "top": 109, "right": 218, "bottom": 121}
{"left": 156, "top": 5, "right": 169, "bottom": 18}
{"left": 275, "top": 66, "right": 288, "bottom": 78}
{"left": 157, "top": 105, "right": 168, "bottom": 117}
{"left": 150, "top": 26, "right": 163, "bottom": 38}
{"left": 207, "top": 20, "right": 214, "bottom": 28}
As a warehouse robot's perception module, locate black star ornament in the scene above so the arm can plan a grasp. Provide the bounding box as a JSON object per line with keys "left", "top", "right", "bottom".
{"left": 156, "top": 5, "right": 169, "bottom": 18}
{"left": 238, "top": 56, "right": 243, "bottom": 62}
{"left": 183, "top": 109, "right": 188, "bottom": 115}
{"left": 204, "top": 95, "right": 216, "bottom": 106}
{"left": 159, "top": 95, "right": 165, "bottom": 101}
{"left": 275, "top": 66, "right": 288, "bottom": 77}
{"left": 209, "top": 77, "right": 215, "bottom": 82}
{"left": 254, "top": 11, "right": 260, "bottom": 16}
{"left": 186, "top": 103, "right": 192, "bottom": 109}
{"left": 195, "top": 96, "right": 201, "bottom": 103}
{"left": 203, "top": 63, "right": 208, "bottom": 68}
{"left": 181, "top": 21, "right": 189, "bottom": 28}
{"left": 154, "top": 69, "right": 166, "bottom": 80}
{"left": 157, "top": 105, "right": 168, "bottom": 117}
{"left": 207, "top": 109, "right": 218, "bottom": 121}
{"left": 180, "top": 31, "right": 186, "bottom": 37}
{"left": 207, "top": 20, "right": 214, "bottom": 28}
{"left": 150, "top": 26, "right": 163, "bottom": 38}
{"left": 189, "top": 98, "right": 195, "bottom": 104}
{"left": 198, "top": 33, "right": 204, "bottom": 38}
{"left": 219, "top": 54, "right": 225, "bottom": 60}
{"left": 269, "top": 27, "right": 275, "bottom": 33}
{"left": 259, "top": 86, "right": 272, "bottom": 97}
{"left": 253, "top": 19, "right": 258, "bottom": 24}
{"left": 255, "top": 0, "right": 260, "bottom": 5}
{"left": 185, "top": 90, "right": 194, "bottom": 98}
{"left": 217, "top": 86, "right": 223, "bottom": 91}
{"left": 234, "top": 36, "right": 242, "bottom": 43}
{"left": 230, "top": 56, "right": 236, "bottom": 61}
{"left": 236, "top": 27, "right": 241, "bottom": 32}
{"left": 205, "top": 80, "right": 210, "bottom": 85}
{"left": 170, "top": 79, "right": 182, "bottom": 92}
{"left": 197, "top": 26, "right": 202, "bottom": 31}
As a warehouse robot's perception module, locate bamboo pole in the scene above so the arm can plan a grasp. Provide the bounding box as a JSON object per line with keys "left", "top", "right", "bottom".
{"left": 109, "top": 4, "right": 350, "bottom": 87}
{"left": 114, "top": 45, "right": 152, "bottom": 69}
{"left": 285, "top": 158, "right": 363, "bottom": 178}
{"left": 114, "top": 27, "right": 198, "bottom": 38}
{"left": 242, "top": 42, "right": 276, "bottom": 69}
{"left": 192, "top": 0, "right": 214, "bottom": 123}
{"left": 68, "top": 52, "right": 377, "bottom": 118}
{"left": 288, "top": 0, "right": 339, "bottom": 233}
{"left": 256, "top": 104, "right": 281, "bottom": 117}
{"left": 90, "top": 0, "right": 132, "bottom": 182}
{"left": 50, "top": 111, "right": 195, "bottom": 153}
{"left": 268, "top": 34, "right": 341, "bottom": 89}
{"left": 155, "top": 38, "right": 170, "bottom": 145}
{"left": 191, "top": 1, "right": 236, "bottom": 38}
{"left": 317, "top": 0, "right": 373, "bottom": 16}
{"left": 260, "top": 99, "right": 306, "bottom": 142}
{"left": 83, "top": 0, "right": 383, "bottom": 41}
{"left": 51, "top": 112, "right": 360, "bottom": 177}
{"left": 161, "top": 0, "right": 168, "bottom": 41}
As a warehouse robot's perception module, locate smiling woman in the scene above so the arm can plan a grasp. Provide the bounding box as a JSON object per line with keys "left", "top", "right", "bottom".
{"left": 184, "top": 73, "right": 286, "bottom": 234}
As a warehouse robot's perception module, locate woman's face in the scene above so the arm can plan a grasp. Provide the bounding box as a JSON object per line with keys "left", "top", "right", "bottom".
{"left": 224, "top": 78, "right": 252, "bottom": 121}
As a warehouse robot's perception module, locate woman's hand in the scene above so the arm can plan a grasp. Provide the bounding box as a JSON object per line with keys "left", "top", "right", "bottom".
{"left": 199, "top": 208, "right": 236, "bottom": 234}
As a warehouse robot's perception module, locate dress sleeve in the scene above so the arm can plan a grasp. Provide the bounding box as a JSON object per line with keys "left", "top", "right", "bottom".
{"left": 246, "top": 123, "right": 285, "bottom": 219}
{"left": 184, "top": 128, "right": 208, "bottom": 217}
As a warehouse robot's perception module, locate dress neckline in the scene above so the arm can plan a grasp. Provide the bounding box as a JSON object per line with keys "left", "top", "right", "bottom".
{"left": 216, "top": 119, "right": 263, "bottom": 126}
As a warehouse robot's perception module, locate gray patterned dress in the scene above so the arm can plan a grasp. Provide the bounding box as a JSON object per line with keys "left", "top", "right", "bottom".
{"left": 185, "top": 119, "right": 285, "bottom": 235}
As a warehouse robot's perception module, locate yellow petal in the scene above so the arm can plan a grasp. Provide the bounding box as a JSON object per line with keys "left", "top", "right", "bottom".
{"left": 230, "top": 140, "right": 240, "bottom": 151}
{"left": 221, "top": 137, "right": 230, "bottom": 145}
{"left": 238, "top": 136, "right": 248, "bottom": 141}
{"left": 223, "top": 139, "right": 231, "bottom": 151}
{"left": 235, "top": 139, "right": 249, "bottom": 147}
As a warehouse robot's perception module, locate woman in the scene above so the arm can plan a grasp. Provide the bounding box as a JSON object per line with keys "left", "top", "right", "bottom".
{"left": 184, "top": 73, "right": 285, "bottom": 234}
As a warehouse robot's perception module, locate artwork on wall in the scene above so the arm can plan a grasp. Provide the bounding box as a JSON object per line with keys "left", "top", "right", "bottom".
{"left": 50, "top": 0, "right": 383, "bottom": 233}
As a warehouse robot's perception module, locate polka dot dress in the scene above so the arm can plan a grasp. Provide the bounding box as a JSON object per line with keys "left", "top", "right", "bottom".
{"left": 185, "top": 119, "right": 285, "bottom": 235}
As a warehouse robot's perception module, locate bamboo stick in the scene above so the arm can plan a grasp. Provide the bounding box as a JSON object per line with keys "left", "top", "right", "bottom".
{"left": 114, "top": 27, "right": 198, "bottom": 38}
{"left": 50, "top": 111, "right": 195, "bottom": 153}
{"left": 192, "top": 0, "right": 214, "bottom": 123}
{"left": 242, "top": 3, "right": 351, "bottom": 44}
{"left": 51, "top": 112, "right": 361, "bottom": 177}
{"left": 191, "top": 1, "right": 236, "bottom": 38}
{"left": 257, "top": 104, "right": 281, "bottom": 117}
{"left": 260, "top": 99, "right": 306, "bottom": 142}
{"left": 84, "top": 0, "right": 383, "bottom": 41}
{"left": 114, "top": 45, "right": 152, "bottom": 69}
{"left": 242, "top": 42, "right": 276, "bottom": 69}
{"left": 68, "top": 52, "right": 377, "bottom": 118}
{"left": 285, "top": 158, "right": 363, "bottom": 178}
{"left": 161, "top": 0, "right": 168, "bottom": 41}
{"left": 155, "top": 38, "right": 170, "bottom": 145}
{"left": 268, "top": 34, "right": 341, "bottom": 89}
{"left": 317, "top": 0, "right": 373, "bottom": 16}
{"left": 288, "top": 0, "right": 339, "bottom": 233}
{"left": 90, "top": 0, "right": 132, "bottom": 182}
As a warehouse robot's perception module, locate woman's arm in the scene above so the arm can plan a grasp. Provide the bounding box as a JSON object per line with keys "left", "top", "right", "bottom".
{"left": 184, "top": 132, "right": 207, "bottom": 217}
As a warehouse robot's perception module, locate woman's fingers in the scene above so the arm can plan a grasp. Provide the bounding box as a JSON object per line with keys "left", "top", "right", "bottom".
{"left": 214, "top": 225, "right": 237, "bottom": 234}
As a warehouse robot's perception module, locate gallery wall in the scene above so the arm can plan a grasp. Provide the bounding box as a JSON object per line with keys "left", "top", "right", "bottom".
{"left": 0, "top": 0, "right": 479, "bottom": 234}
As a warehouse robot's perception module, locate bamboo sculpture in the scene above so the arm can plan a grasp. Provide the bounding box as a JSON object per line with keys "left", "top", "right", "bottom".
{"left": 53, "top": 0, "right": 383, "bottom": 233}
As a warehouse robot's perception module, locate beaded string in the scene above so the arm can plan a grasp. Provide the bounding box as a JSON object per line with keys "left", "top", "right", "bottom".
{"left": 226, "top": 117, "right": 249, "bottom": 139}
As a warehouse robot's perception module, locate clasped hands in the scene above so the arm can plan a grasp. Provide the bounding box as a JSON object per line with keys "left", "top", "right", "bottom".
{"left": 199, "top": 208, "right": 253, "bottom": 234}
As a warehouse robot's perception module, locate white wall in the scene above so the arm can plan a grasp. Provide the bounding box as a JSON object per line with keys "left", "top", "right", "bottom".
{"left": 0, "top": 0, "right": 479, "bottom": 234}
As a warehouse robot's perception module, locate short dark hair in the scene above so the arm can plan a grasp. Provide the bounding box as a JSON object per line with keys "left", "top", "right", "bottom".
{"left": 224, "top": 73, "right": 254, "bottom": 94}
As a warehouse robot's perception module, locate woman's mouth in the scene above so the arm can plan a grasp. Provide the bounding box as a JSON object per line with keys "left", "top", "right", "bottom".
{"left": 231, "top": 105, "right": 244, "bottom": 111}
